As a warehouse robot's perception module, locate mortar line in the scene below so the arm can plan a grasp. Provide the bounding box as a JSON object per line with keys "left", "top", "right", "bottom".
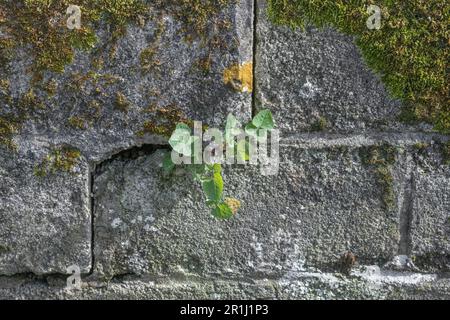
{"left": 398, "top": 167, "right": 415, "bottom": 256}
{"left": 251, "top": 0, "right": 258, "bottom": 118}
{"left": 89, "top": 164, "right": 96, "bottom": 275}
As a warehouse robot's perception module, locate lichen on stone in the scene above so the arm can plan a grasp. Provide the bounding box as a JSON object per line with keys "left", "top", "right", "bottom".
{"left": 223, "top": 61, "right": 253, "bottom": 93}
{"left": 224, "top": 197, "right": 241, "bottom": 215}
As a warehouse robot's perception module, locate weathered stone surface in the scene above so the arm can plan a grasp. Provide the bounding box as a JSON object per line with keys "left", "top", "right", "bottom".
{"left": 408, "top": 145, "right": 450, "bottom": 271}
{"left": 0, "top": 1, "right": 253, "bottom": 275}
{"left": 255, "top": 0, "right": 425, "bottom": 134}
{"left": 0, "top": 269, "right": 448, "bottom": 300}
{"left": 0, "top": 0, "right": 448, "bottom": 300}
{"left": 3, "top": 1, "right": 253, "bottom": 162}
{"left": 93, "top": 143, "right": 407, "bottom": 279}
{"left": 0, "top": 140, "right": 91, "bottom": 275}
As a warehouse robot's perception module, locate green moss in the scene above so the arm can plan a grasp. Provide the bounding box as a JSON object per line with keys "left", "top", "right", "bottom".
{"left": 140, "top": 47, "right": 161, "bottom": 73}
{"left": 153, "top": 0, "right": 235, "bottom": 40}
{"left": 310, "top": 117, "right": 328, "bottom": 132}
{"left": 0, "top": 0, "right": 148, "bottom": 74}
{"left": 68, "top": 116, "right": 87, "bottom": 130}
{"left": 0, "top": 244, "right": 10, "bottom": 254}
{"left": 137, "top": 104, "right": 194, "bottom": 137}
{"left": 413, "top": 142, "right": 429, "bottom": 151}
{"left": 43, "top": 79, "right": 58, "bottom": 97}
{"left": 114, "top": 92, "right": 130, "bottom": 113}
{"left": 139, "top": 17, "right": 164, "bottom": 73}
{"left": 1, "top": 0, "right": 236, "bottom": 148}
{"left": 19, "top": 89, "right": 45, "bottom": 110}
{"left": 0, "top": 88, "right": 48, "bottom": 149}
{"left": 267, "top": 0, "right": 449, "bottom": 134}
{"left": 194, "top": 55, "right": 212, "bottom": 75}
{"left": 0, "top": 117, "right": 18, "bottom": 150}
{"left": 34, "top": 145, "right": 82, "bottom": 177}
{"left": 359, "top": 143, "right": 397, "bottom": 209}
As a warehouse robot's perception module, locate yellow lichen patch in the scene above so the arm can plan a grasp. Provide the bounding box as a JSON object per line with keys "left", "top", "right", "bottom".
{"left": 224, "top": 197, "right": 241, "bottom": 215}
{"left": 223, "top": 62, "right": 253, "bottom": 93}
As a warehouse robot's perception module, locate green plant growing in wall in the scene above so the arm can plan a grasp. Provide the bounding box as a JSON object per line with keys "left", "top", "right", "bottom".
{"left": 162, "top": 110, "right": 276, "bottom": 219}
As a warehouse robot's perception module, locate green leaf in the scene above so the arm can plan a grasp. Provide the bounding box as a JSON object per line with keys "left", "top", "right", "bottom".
{"left": 189, "top": 164, "right": 207, "bottom": 181}
{"left": 201, "top": 166, "right": 223, "bottom": 203}
{"left": 168, "top": 123, "right": 196, "bottom": 156}
{"left": 212, "top": 163, "right": 222, "bottom": 174}
{"left": 162, "top": 152, "right": 175, "bottom": 174}
{"left": 252, "top": 109, "right": 274, "bottom": 129}
{"left": 244, "top": 122, "right": 258, "bottom": 137}
{"left": 211, "top": 203, "right": 233, "bottom": 219}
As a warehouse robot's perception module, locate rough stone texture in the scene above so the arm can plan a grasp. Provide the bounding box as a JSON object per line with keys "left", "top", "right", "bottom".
{"left": 0, "top": 140, "right": 91, "bottom": 275}
{"left": 0, "top": 0, "right": 448, "bottom": 299}
{"left": 255, "top": 0, "right": 429, "bottom": 134}
{"left": 0, "top": 1, "right": 253, "bottom": 276}
{"left": 93, "top": 145, "right": 405, "bottom": 279}
{"left": 409, "top": 146, "right": 450, "bottom": 272}
{"left": 6, "top": 1, "right": 253, "bottom": 162}
{"left": 0, "top": 269, "right": 449, "bottom": 300}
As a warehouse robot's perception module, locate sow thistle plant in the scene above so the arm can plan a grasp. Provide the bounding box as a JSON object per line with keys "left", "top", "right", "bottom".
{"left": 162, "top": 109, "right": 277, "bottom": 219}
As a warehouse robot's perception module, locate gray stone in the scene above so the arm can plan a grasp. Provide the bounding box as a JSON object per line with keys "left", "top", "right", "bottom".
{"left": 0, "top": 140, "right": 91, "bottom": 275}
{"left": 0, "top": 0, "right": 448, "bottom": 299}
{"left": 2, "top": 1, "right": 253, "bottom": 162}
{"left": 0, "top": 1, "right": 253, "bottom": 275}
{"left": 408, "top": 145, "right": 450, "bottom": 271}
{"left": 0, "top": 269, "right": 449, "bottom": 300}
{"left": 92, "top": 144, "right": 405, "bottom": 279}
{"left": 255, "top": 0, "right": 425, "bottom": 134}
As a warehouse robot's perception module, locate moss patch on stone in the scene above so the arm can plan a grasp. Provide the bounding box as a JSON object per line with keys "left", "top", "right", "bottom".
{"left": 267, "top": 0, "right": 449, "bottom": 134}
{"left": 310, "top": 117, "right": 328, "bottom": 132}
{"left": 153, "top": 0, "right": 235, "bottom": 41}
{"left": 114, "top": 92, "right": 130, "bottom": 113}
{"left": 137, "top": 104, "right": 194, "bottom": 138}
{"left": 359, "top": 143, "right": 397, "bottom": 209}
{"left": 0, "top": 0, "right": 148, "bottom": 74}
{"left": 34, "top": 145, "right": 82, "bottom": 177}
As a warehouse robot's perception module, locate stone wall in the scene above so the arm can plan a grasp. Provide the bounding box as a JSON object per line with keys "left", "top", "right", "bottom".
{"left": 0, "top": 0, "right": 448, "bottom": 299}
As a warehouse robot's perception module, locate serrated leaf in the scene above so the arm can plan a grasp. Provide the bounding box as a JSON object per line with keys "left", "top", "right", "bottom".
{"left": 211, "top": 203, "right": 233, "bottom": 219}
{"left": 252, "top": 109, "right": 274, "bottom": 130}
